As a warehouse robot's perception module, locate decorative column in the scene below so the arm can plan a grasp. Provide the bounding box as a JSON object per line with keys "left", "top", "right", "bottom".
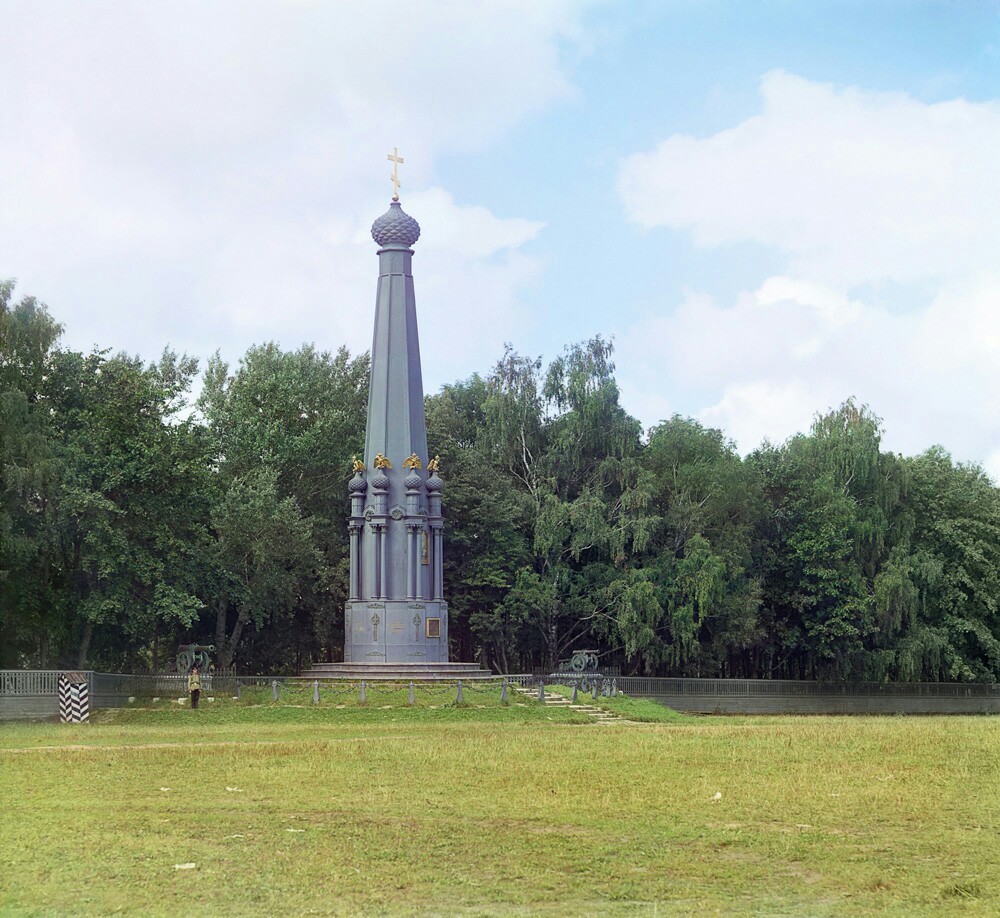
{"left": 433, "top": 527, "right": 444, "bottom": 600}
{"left": 348, "top": 522, "right": 361, "bottom": 600}
{"left": 406, "top": 524, "right": 418, "bottom": 599}
{"left": 348, "top": 467, "right": 367, "bottom": 601}
{"left": 426, "top": 464, "right": 444, "bottom": 601}
{"left": 369, "top": 460, "right": 389, "bottom": 600}
{"left": 403, "top": 455, "right": 424, "bottom": 602}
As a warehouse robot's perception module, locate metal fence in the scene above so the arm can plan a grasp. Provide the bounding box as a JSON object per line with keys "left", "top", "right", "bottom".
{"left": 0, "top": 670, "right": 287, "bottom": 720}
{"left": 89, "top": 672, "right": 278, "bottom": 698}
{"left": 0, "top": 670, "right": 519, "bottom": 720}
{"left": 611, "top": 676, "right": 1000, "bottom": 714}
{"left": 614, "top": 677, "right": 1000, "bottom": 697}
{"left": 0, "top": 670, "right": 66, "bottom": 720}
{"left": 1, "top": 670, "right": 64, "bottom": 695}
{"left": 500, "top": 673, "right": 1000, "bottom": 713}
{"left": 3, "top": 670, "right": 999, "bottom": 719}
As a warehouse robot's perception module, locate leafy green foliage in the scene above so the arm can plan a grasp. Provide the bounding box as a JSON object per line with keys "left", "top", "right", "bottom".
{"left": 0, "top": 281, "right": 64, "bottom": 667}
{"left": 198, "top": 343, "right": 368, "bottom": 671}
{"left": 470, "top": 337, "right": 658, "bottom": 671}
{"left": 3, "top": 283, "right": 999, "bottom": 682}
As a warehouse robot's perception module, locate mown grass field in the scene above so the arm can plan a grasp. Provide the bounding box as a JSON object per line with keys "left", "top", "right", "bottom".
{"left": 1, "top": 693, "right": 998, "bottom": 916}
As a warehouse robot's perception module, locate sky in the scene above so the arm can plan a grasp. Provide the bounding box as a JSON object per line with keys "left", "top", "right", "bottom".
{"left": 2, "top": 1, "right": 999, "bottom": 477}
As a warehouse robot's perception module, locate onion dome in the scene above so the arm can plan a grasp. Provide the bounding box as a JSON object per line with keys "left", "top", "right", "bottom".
{"left": 425, "top": 472, "right": 443, "bottom": 492}
{"left": 370, "top": 469, "right": 390, "bottom": 491}
{"left": 371, "top": 201, "right": 420, "bottom": 248}
{"left": 404, "top": 470, "right": 422, "bottom": 491}
{"left": 348, "top": 473, "right": 368, "bottom": 493}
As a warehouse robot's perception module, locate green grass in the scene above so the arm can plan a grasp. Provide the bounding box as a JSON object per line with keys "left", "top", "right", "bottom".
{"left": 546, "top": 683, "right": 693, "bottom": 723}
{"left": 2, "top": 701, "right": 999, "bottom": 916}
{"left": 0, "top": 686, "right": 590, "bottom": 749}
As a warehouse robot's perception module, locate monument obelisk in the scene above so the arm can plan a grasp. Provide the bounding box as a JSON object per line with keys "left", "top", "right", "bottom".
{"left": 344, "top": 150, "right": 448, "bottom": 663}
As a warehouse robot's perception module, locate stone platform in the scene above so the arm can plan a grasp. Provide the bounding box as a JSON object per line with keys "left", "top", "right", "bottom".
{"left": 300, "top": 662, "right": 495, "bottom": 682}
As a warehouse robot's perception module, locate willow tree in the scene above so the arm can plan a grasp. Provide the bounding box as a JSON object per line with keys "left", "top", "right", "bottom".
{"left": 878, "top": 448, "right": 1000, "bottom": 681}
{"left": 749, "top": 401, "right": 908, "bottom": 679}
{"left": 616, "top": 417, "right": 766, "bottom": 676}
{"left": 481, "top": 337, "right": 656, "bottom": 669}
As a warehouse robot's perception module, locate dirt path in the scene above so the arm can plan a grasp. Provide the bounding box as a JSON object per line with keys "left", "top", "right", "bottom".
{"left": 0, "top": 734, "right": 421, "bottom": 754}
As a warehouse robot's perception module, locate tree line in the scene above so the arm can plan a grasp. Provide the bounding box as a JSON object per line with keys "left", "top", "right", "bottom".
{"left": 3, "top": 282, "right": 999, "bottom": 680}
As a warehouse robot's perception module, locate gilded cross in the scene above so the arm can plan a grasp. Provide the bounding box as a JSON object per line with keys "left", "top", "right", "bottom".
{"left": 387, "top": 147, "right": 404, "bottom": 201}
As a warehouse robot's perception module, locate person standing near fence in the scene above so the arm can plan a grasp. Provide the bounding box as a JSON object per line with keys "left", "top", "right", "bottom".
{"left": 188, "top": 664, "right": 201, "bottom": 709}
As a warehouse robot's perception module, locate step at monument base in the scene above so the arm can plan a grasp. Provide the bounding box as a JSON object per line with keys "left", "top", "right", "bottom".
{"left": 300, "top": 662, "right": 495, "bottom": 682}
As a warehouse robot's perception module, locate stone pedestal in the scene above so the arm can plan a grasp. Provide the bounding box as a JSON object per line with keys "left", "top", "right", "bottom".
{"left": 344, "top": 599, "right": 449, "bottom": 663}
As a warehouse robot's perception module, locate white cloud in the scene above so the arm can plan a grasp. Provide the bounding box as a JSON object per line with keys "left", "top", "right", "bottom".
{"left": 0, "top": 1, "right": 582, "bottom": 384}
{"left": 698, "top": 381, "right": 821, "bottom": 451}
{"left": 986, "top": 452, "right": 1000, "bottom": 486}
{"left": 405, "top": 188, "right": 544, "bottom": 261}
{"left": 617, "top": 273, "right": 1000, "bottom": 464}
{"left": 619, "top": 71, "right": 1000, "bottom": 288}
{"left": 616, "top": 72, "right": 1000, "bottom": 469}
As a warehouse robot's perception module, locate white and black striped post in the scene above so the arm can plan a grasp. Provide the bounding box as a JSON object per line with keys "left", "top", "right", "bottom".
{"left": 58, "top": 672, "right": 90, "bottom": 724}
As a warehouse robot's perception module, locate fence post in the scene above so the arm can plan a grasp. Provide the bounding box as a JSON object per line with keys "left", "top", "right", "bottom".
{"left": 500, "top": 679, "right": 509, "bottom": 704}
{"left": 360, "top": 681, "right": 367, "bottom": 704}
{"left": 313, "top": 681, "right": 320, "bottom": 705}
{"left": 409, "top": 682, "right": 415, "bottom": 706}
{"left": 456, "top": 680, "right": 464, "bottom": 704}
{"left": 272, "top": 680, "right": 279, "bottom": 701}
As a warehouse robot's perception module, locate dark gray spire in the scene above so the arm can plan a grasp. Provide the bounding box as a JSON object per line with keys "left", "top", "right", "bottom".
{"left": 344, "top": 196, "right": 448, "bottom": 664}
{"left": 364, "top": 200, "right": 427, "bottom": 472}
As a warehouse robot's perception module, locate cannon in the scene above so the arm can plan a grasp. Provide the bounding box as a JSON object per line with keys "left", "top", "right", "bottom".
{"left": 176, "top": 644, "right": 214, "bottom": 674}
{"left": 563, "top": 649, "right": 600, "bottom": 674}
